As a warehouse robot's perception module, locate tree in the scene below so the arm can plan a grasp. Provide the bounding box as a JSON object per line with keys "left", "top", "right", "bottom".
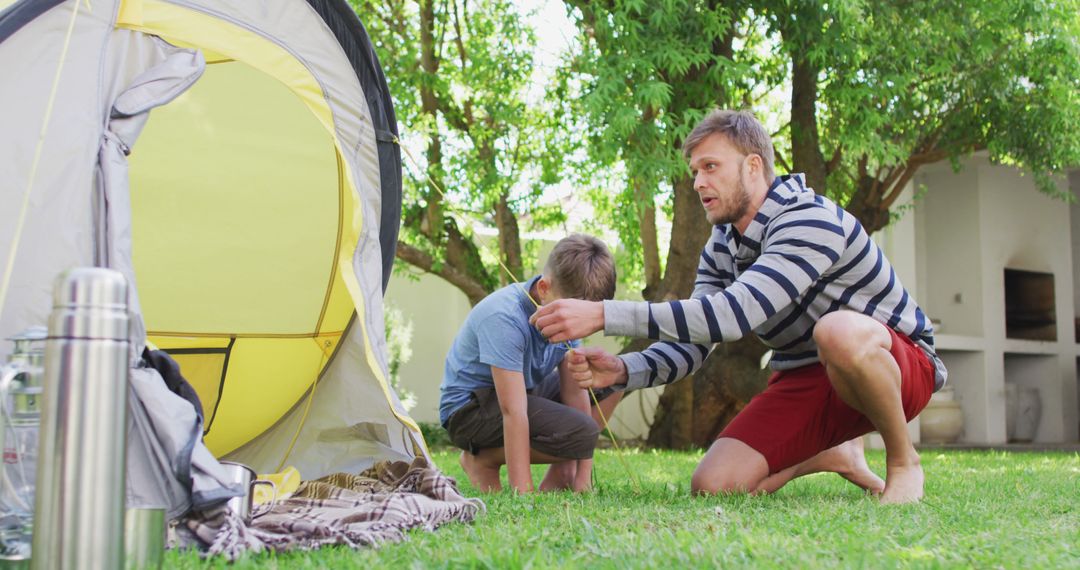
{"left": 564, "top": 0, "right": 1080, "bottom": 447}
{"left": 765, "top": 0, "right": 1080, "bottom": 232}
{"left": 565, "top": 0, "right": 778, "bottom": 448}
{"left": 352, "top": 0, "right": 576, "bottom": 304}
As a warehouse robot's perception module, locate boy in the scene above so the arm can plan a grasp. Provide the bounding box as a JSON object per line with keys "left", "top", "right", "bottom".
{"left": 439, "top": 234, "right": 618, "bottom": 493}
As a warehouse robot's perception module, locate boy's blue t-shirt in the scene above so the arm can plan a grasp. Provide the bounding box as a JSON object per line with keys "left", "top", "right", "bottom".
{"left": 439, "top": 276, "right": 580, "bottom": 426}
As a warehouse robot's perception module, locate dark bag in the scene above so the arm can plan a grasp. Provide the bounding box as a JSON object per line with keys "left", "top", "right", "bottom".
{"left": 142, "top": 348, "right": 205, "bottom": 424}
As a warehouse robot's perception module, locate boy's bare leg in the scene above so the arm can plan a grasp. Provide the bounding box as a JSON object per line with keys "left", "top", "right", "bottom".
{"left": 461, "top": 447, "right": 577, "bottom": 493}
{"left": 540, "top": 461, "right": 577, "bottom": 491}
{"left": 814, "top": 311, "right": 923, "bottom": 504}
{"left": 547, "top": 390, "right": 623, "bottom": 493}
{"left": 571, "top": 458, "right": 593, "bottom": 492}
{"left": 460, "top": 449, "right": 502, "bottom": 492}
{"left": 538, "top": 458, "right": 595, "bottom": 492}
{"left": 557, "top": 354, "right": 608, "bottom": 493}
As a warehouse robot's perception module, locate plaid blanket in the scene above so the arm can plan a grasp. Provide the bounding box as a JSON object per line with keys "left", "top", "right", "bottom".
{"left": 172, "top": 457, "right": 483, "bottom": 560}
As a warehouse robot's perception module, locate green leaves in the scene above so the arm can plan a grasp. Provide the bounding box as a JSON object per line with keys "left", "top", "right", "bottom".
{"left": 354, "top": 0, "right": 584, "bottom": 299}
{"left": 363, "top": 0, "right": 1079, "bottom": 300}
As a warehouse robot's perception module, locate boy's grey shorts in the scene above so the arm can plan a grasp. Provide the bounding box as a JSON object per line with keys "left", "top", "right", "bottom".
{"left": 445, "top": 386, "right": 600, "bottom": 460}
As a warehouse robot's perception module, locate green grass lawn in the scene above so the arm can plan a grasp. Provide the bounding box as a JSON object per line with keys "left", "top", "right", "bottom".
{"left": 169, "top": 448, "right": 1078, "bottom": 569}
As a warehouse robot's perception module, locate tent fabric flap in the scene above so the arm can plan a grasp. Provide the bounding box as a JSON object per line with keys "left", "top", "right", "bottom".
{"left": 99, "top": 35, "right": 206, "bottom": 365}
{"left": 127, "top": 367, "right": 244, "bottom": 518}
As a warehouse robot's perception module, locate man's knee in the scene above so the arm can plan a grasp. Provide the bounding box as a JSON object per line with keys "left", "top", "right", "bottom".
{"left": 690, "top": 438, "right": 769, "bottom": 495}
{"left": 814, "top": 311, "right": 888, "bottom": 366}
{"left": 690, "top": 466, "right": 758, "bottom": 496}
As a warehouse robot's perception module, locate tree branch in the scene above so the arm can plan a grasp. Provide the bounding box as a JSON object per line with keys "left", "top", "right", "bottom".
{"left": 434, "top": 94, "right": 474, "bottom": 133}
{"left": 450, "top": 0, "right": 468, "bottom": 70}
{"left": 367, "top": 1, "right": 410, "bottom": 44}
{"left": 769, "top": 121, "right": 791, "bottom": 139}
{"left": 826, "top": 143, "right": 843, "bottom": 174}
{"left": 396, "top": 241, "right": 489, "bottom": 305}
{"left": 774, "top": 147, "right": 792, "bottom": 174}
{"left": 494, "top": 192, "right": 523, "bottom": 282}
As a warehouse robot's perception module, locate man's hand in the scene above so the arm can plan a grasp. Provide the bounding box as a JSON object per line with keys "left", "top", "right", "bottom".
{"left": 529, "top": 299, "right": 604, "bottom": 344}
{"left": 564, "top": 349, "right": 593, "bottom": 388}
{"left": 567, "top": 346, "right": 627, "bottom": 390}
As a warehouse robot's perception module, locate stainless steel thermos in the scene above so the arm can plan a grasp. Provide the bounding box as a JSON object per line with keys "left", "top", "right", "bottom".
{"left": 31, "top": 268, "right": 130, "bottom": 570}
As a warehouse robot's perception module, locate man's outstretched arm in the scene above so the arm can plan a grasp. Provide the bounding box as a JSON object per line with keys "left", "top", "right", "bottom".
{"left": 571, "top": 341, "right": 711, "bottom": 392}
{"left": 533, "top": 207, "right": 845, "bottom": 346}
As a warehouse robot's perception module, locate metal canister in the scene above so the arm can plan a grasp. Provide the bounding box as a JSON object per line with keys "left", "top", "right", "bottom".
{"left": 0, "top": 326, "right": 46, "bottom": 566}
{"left": 31, "top": 268, "right": 129, "bottom": 570}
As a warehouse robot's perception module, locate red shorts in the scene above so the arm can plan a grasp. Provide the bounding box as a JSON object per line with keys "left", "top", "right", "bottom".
{"left": 719, "top": 327, "right": 936, "bottom": 473}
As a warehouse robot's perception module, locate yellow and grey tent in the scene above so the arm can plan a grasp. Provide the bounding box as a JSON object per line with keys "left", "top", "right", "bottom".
{"left": 0, "top": 0, "right": 426, "bottom": 480}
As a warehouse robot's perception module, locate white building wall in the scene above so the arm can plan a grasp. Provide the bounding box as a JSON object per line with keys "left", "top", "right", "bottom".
{"left": 914, "top": 165, "right": 985, "bottom": 337}
{"left": 384, "top": 273, "right": 473, "bottom": 425}
{"left": 906, "top": 156, "right": 1078, "bottom": 444}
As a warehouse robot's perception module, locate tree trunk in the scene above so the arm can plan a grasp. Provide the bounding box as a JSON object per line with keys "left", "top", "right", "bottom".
{"left": 633, "top": 107, "right": 662, "bottom": 299}
{"left": 845, "top": 173, "right": 893, "bottom": 234}
{"left": 657, "top": 175, "right": 711, "bottom": 300}
{"left": 643, "top": 23, "right": 767, "bottom": 449}
{"left": 790, "top": 55, "right": 827, "bottom": 193}
{"left": 494, "top": 193, "right": 524, "bottom": 282}
{"left": 635, "top": 181, "right": 662, "bottom": 299}
{"left": 418, "top": 0, "right": 442, "bottom": 241}
{"left": 644, "top": 175, "right": 770, "bottom": 449}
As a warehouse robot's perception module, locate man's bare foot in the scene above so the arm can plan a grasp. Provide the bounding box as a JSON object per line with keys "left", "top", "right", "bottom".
{"left": 460, "top": 451, "right": 501, "bottom": 492}
{"left": 539, "top": 462, "right": 575, "bottom": 491}
{"left": 755, "top": 438, "right": 884, "bottom": 495}
{"left": 834, "top": 437, "right": 886, "bottom": 494}
{"left": 880, "top": 459, "right": 923, "bottom": 504}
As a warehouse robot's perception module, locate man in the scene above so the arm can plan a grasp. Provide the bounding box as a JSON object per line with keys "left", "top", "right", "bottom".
{"left": 531, "top": 110, "right": 945, "bottom": 504}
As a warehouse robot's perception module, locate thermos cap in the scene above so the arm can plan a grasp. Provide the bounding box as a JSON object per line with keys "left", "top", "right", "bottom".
{"left": 49, "top": 268, "right": 129, "bottom": 341}
{"left": 52, "top": 268, "right": 128, "bottom": 309}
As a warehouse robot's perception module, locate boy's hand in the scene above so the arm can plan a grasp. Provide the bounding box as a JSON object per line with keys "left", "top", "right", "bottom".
{"left": 530, "top": 299, "right": 604, "bottom": 343}
{"left": 571, "top": 347, "right": 627, "bottom": 389}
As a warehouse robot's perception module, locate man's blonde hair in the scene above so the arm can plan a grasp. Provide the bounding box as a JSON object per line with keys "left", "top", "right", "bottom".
{"left": 682, "top": 109, "right": 776, "bottom": 184}
{"left": 544, "top": 234, "right": 616, "bottom": 302}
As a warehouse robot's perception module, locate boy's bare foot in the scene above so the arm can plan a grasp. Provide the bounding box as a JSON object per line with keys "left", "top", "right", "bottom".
{"left": 880, "top": 458, "right": 923, "bottom": 504}
{"left": 539, "top": 462, "right": 575, "bottom": 491}
{"left": 571, "top": 479, "right": 593, "bottom": 493}
{"left": 460, "top": 451, "right": 501, "bottom": 492}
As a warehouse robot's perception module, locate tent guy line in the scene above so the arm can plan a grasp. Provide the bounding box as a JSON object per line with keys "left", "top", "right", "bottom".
{"left": 0, "top": 0, "right": 88, "bottom": 327}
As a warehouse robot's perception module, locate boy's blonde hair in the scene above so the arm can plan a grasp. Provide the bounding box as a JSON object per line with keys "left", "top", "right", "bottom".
{"left": 544, "top": 234, "right": 616, "bottom": 302}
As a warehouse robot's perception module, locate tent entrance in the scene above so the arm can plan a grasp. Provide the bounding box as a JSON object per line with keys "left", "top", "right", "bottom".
{"left": 130, "top": 59, "right": 354, "bottom": 457}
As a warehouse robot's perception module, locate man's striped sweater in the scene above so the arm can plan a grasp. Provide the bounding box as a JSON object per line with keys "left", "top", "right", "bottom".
{"left": 603, "top": 174, "right": 947, "bottom": 392}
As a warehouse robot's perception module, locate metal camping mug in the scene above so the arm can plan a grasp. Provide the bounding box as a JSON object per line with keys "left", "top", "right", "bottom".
{"left": 218, "top": 462, "right": 277, "bottom": 524}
